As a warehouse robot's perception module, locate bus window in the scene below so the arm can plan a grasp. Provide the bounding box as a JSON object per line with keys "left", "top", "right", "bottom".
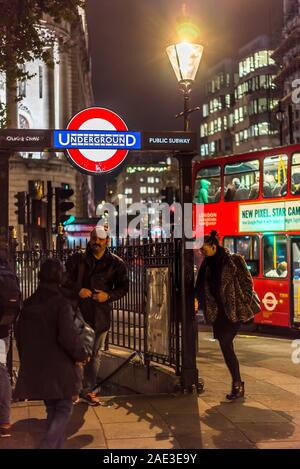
{"left": 224, "top": 160, "right": 259, "bottom": 201}
{"left": 263, "top": 154, "right": 288, "bottom": 198}
{"left": 223, "top": 235, "right": 259, "bottom": 276}
{"left": 194, "top": 166, "right": 221, "bottom": 204}
{"left": 291, "top": 153, "right": 300, "bottom": 196}
{"left": 263, "top": 235, "right": 287, "bottom": 278}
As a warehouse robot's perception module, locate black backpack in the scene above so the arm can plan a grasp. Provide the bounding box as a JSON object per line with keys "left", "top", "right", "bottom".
{"left": 0, "top": 264, "right": 22, "bottom": 327}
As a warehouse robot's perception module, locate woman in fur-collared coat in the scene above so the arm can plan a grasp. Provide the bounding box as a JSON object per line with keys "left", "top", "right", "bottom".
{"left": 195, "top": 230, "right": 254, "bottom": 400}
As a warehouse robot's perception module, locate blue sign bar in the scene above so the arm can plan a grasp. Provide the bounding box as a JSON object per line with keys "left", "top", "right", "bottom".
{"left": 54, "top": 130, "right": 141, "bottom": 150}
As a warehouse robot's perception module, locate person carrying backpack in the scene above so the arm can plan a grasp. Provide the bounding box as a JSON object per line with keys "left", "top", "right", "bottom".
{"left": 0, "top": 248, "right": 21, "bottom": 438}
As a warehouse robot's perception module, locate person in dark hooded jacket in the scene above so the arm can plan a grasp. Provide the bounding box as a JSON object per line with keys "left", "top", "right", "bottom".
{"left": 14, "top": 258, "right": 89, "bottom": 449}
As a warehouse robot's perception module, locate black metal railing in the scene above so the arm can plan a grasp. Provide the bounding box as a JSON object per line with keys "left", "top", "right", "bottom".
{"left": 12, "top": 237, "right": 181, "bottom": 375}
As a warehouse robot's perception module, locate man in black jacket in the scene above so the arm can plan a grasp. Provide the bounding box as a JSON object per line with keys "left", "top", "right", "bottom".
{"left": 66, "top": 226, "right": 129, "bottom": 406}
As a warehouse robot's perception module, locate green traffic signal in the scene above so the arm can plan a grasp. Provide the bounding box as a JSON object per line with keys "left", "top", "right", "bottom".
{"left": 55, "top": 187, "right": 75, "bottom": 226}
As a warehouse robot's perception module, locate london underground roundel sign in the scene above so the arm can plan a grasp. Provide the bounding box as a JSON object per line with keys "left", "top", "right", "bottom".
{"left": 55, "top": 107, "right": 140, "bottom": 175}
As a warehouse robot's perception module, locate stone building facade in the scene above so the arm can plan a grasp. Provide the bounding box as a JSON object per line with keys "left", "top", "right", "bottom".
{"left": 0, "top": 6, "right": 94, "bottom": 248}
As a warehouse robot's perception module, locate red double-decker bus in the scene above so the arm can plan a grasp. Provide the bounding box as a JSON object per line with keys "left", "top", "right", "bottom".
{"left": 193, "top": 143, "right": 300, "bottom": 331}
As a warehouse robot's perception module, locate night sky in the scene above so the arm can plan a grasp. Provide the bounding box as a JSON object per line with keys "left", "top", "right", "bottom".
{"left": 86, "top": 0, "right": 283, "bottom": 201}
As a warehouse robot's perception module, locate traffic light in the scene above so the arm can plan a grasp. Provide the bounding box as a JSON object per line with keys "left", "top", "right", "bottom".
{"left": 14, "top": 191, "right": 26, "bottom": 225}
{"left": 161, "top": 186, "right": 174, "bottom": 205}
{"left": 55, "top": 187, "right": 74, "bottom": 227}
{"left": 32, "top": 199, "right": 47, "bottom": 228}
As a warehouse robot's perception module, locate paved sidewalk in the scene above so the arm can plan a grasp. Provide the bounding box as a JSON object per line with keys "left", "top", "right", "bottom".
{"left": 1, "top": 331, "right": 300, "bottom": 449}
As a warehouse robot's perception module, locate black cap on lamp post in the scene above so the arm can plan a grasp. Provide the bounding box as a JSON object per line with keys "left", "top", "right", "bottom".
{"left": 166, "top": 38, "right": 204, "bottom": 393}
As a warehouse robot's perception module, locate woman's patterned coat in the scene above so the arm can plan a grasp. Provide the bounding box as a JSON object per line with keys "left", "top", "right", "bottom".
{"left": 197, "top": 251, "right": 255, "bottom": 325}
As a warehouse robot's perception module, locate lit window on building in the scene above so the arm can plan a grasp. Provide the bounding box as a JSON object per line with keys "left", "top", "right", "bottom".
{"left": 125, "top": 198, "right": 133, "bottom": 204}
{"left": 209, "top": 97, "right": 222, "bottom": 114}
{"left": 155, "top": 188, "right": 159, "bottom": 194}
{"left": 148, "top": 187, "right": 155, "bottom": 194}
{"left": 201, "top": 123, "right": 208, "bottom": 137}
{"left": 203, "top": 104, "right": 209, "bottom": 117}
{"left": 209, "top": 141, "right": 216, "bottom": 154}
{"left": 155, "top": 178, "right": 160, "bottom": 183}
{"left": 258, "top": 122, "right": 269, "bottom": 135}
{"left": 140, "top": 177, "right": 144, "bottom": 182}
{"left": 125, "top": 188, "right": 133, "bottom": 194}
{"left": 239, "top": 50, "right": 275, "bottom": 78}
{"left": 201, "top": 144, "right": 209, "bottom": 157}
{"left": 147, "top": 177, "right": 154, "bottom": 183}
{"left": 140, "top": 187, "right": 147, "bottom": 194}
{"left": 225, "top": 94, "right": 231, "bottom": 108}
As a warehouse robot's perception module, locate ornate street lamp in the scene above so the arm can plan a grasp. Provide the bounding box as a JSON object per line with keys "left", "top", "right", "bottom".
{"left": 166, "top": 30, "right": 204, "bottom": 393}
{"left": 166, "top": 41, "right": 203, "bottom": 131}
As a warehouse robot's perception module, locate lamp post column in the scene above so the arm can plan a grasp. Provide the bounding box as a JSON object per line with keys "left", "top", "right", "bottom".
{"left": 174, "top": 149, "right": 200, "bottom": 392}
{"left": 183, "top": 85, "right": 191, "bottom": 132}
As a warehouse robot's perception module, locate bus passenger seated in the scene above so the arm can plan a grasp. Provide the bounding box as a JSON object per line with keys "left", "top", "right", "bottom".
{"left": 235, "top": 185, "right": 250, "bottom": 200}
{"left": 280, "top": 181, "right": 287, "bottom": 197}
{"left": 214, "top": 187, "right": 221, "bottom": 203}
{"left": 249, "top": 175, "right": 260, "bottom": 199}
{"left": 262, "top": 182, "right": 272, "bottom": 197}
{"left": 291, "top": 173, "right": 300, "bottom": 195}
{"left": 225, "top": 178, "right": 240, "bottom": 201}
{"left": 277, "top": 261, "right": 287, "bottom": 277}
{"left": 264, "top": 172, "right": 277, "bottom": 190}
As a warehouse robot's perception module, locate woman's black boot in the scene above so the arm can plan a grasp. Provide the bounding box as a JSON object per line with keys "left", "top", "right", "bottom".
{"left": 226, "top": 381, "right": 245, "bottom": 401}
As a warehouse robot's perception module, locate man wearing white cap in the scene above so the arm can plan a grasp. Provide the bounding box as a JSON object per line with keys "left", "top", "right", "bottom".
{"left": 65, "top": 225, "right": 129, "bottom": 405}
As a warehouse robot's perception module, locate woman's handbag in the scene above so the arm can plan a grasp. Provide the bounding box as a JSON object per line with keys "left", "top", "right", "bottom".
{"left": 249, "top": 290, "right": 261, "bottom": 315}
